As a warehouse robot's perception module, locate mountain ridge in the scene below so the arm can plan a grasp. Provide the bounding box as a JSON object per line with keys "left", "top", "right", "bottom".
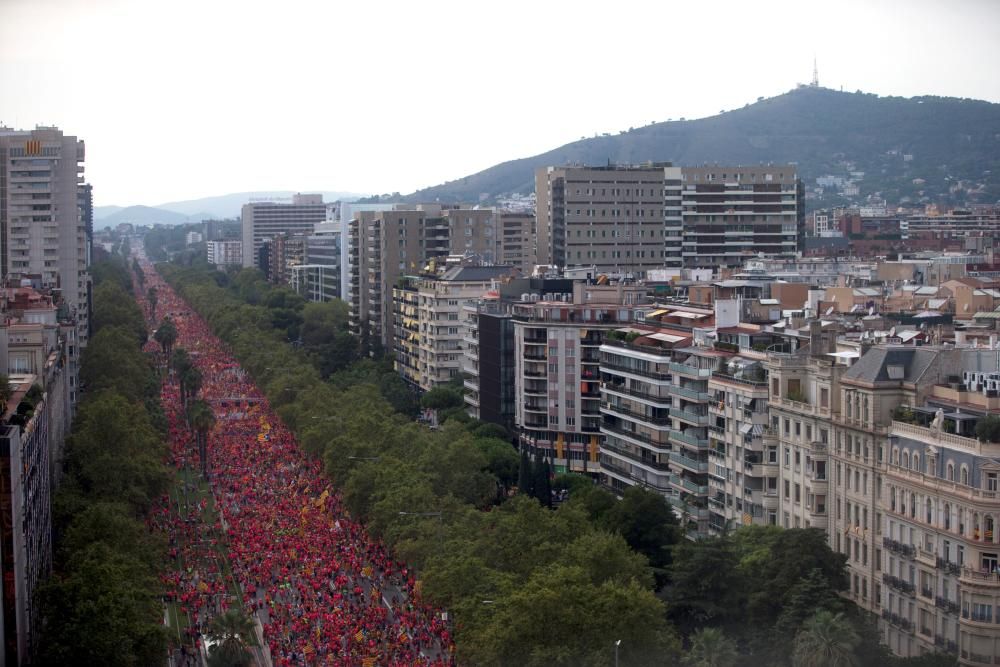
{"left": 404, "top": 87, "right": 1000, "bottom": 208}
{"left": 96, "top": 190, "right": 366, "bottom": 224}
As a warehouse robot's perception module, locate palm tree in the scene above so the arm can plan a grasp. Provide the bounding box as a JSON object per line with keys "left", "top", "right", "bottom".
{"left": 190, "top": 399, "right": 216, "bottom": 480}
{"left": 207, "top": 608, "right": 254, "bottom": 667}
{"left": 685, "top": 627, "right": 738, "bottom": 667}
{"left": 180, "top": 366, "right": 202, "bottom": 408}
{"left": 146, "top": 286, "right": 158, "bottom": 319}
{"left": 153, "top": 317, "right": 178, "bottom": 366}
{"left": 792, "top": 610, "right": 860, "bottom": 667}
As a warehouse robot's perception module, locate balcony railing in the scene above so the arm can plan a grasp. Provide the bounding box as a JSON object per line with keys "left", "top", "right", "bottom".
{"left": 881, "top": 573, "right": 916, "bottom": 595}
{"left": 600, "top": 402, "right": 672, "bottom": 425}
{"left": 882, "top": 537, "right": 916, "bottom": 558}
{"left": 936, "top": 556, "right": 962, "bottom": 576}
{"left": 602, "top": 382, "right": 671, "bottom": 405}
{"left": 602, "top": 361, "right": 672, "bottom": 382}
{"left": 671, "top": 430, "right": 709, "bottom": 449}
{"left": 934, "top": 596, "right": 961, "bottom": 615}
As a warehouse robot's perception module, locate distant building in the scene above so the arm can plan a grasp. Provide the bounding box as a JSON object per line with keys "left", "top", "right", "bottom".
{"left": 535, "top": 164, "right": 683, "bottom": 275}
{"left": 290, "top": 221, "right": 341, "bottom": 302}
{"left": 184, "top": 231, "right": 203, "bottom": 245}
{"left": 241, "top": 194, "right": 326, "bottom": 268}
{"left": 206, "top": 240, "right": 243, "bottom": 268}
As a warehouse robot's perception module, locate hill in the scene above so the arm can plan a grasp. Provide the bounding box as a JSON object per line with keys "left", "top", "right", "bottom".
{"left": 97, "top": 205, "right": 204, "bottom": 227}
{"left": 406, "top": 87, "right": 1000, "bottom": 209}
{"left": 151, "top": 191, "right": 364, "bottom": 220}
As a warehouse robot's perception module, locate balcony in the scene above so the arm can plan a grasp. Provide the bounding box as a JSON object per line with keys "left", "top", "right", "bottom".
{"left": 934, "top": 596, "right": 961, "bottom": 616}
{"left": 671, "top": 407, "right": 709, "bottom": 426}
{"left": 602, "top": 383, "right": 671, "bottom": 406}
{"left": 669, "top": 451, "right": 709, "bottom": 473}
{"left": 671, "top": 430, "right": 709, "bottom": 449}
{"left": 671, "top": 384, "right": 712, "bottom": 402}
{"left": 601, "top": 423, "right": 669, "bottom": 450}
{"left": 960, "top": 568, "right": 1000, "bottom": 589}
{"left": 671, "top": 474, "right": 709, "bottom": 496}
{"left": 600, "top": 402, "right": 671, "bottom": 426}
{"left": 602, "top": 443, "right": 671, "bottom": 473}
{"left": 881, "top": 573, "right": 916, "bottom": 596}
{"left": 882, "top": 537, "right": 916, "bottom": 558}
{"left": 602, "top": 361, "right": 672, "bottom": 382}
{"left": 936, "top": 556, "right": 962, "bottom": 577}
{"left": 669, "top": 362, "right": 712, "bottom": 378}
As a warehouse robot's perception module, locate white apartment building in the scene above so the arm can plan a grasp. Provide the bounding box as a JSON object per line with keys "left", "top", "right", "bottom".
{"left": 0, "top": 127, "right": 89, "bottom": 346}
{"left": 206, "top": 240, "right": 243, "bottom": 267}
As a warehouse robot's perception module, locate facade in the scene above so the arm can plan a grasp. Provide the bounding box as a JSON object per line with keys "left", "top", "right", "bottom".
{"left": 206, "top": 240, "right": 243, "bottom": 267}
{"left": 266, "top": 233, "right": 306, "bottom": 285}
{"left": 0, "top": 127, "right": 90, "bottom": 348}
{"left": 463, "top": 296, "right": 515, "bottom": 428}
{"left": 240, "top": 194, "right": 326, "bottom": 268}
{"left": 498, "top": 212, "right": 536, "bottom": 273}
{"left": 514, "top": 282, "right": 647, "bottom": 475}
{"left": 349, "top": 205, "right": 511, "bottom": 351}
{"left": 680, "top": 165, "right": 805, "bottom": 268}
{"left": 392, "top": 266, "right": 514, "bottom": 390}
{"left": 535, "top": 164, "right": 682, "bottom": 275}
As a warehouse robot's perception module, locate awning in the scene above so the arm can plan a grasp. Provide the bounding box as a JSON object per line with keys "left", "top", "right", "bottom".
{"left": 647, "top": 332, "right": 686, "bottom": 343}
{"left": 739, "top": 423, "right": 753, "bottom": 435}
{"left": 671, "top": 311, "right": 705, "bottom": 319}
{"left": 645, "top": 309, "right": 669, "bottom": 318}
{"left": 751, "top": 424, "right": 764, "bottom": 437}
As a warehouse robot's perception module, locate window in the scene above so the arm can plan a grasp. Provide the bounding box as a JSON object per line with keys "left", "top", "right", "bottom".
{"left": 947, "top": 462, "right": 955, "bottom": 481}
{"left": 988, "top": 473, "right": 998, "bottom": 492}
{"left": 961, "top": 466, "right": 969, "bottom": 485}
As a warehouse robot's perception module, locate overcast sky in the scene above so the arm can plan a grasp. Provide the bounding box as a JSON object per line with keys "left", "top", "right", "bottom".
{"left": 2, "top": 0, "right": 998, "bottom": 207}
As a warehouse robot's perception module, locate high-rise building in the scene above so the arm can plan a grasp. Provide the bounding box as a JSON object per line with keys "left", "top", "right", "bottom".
{"left": 680, "top": 165, "right": 804, "bottom": 268}
{"left": 349, "top": 205, "right": 513, "bottom": 352}
{"left": 535, "top": 164, "right": 682, "bottom": 275}
{"left": 0, "top": 127, "right": 90, "bottom": 347}
{"left": 498, "top": 212, "right": 537, "bottom": 272}
{"left": 534, "top": 163, "right": 805, "bottom": 275}
{"left": 240, "top": 194, "right": 326, "bottom": 268}
{"left": 290, "top": 221, "right": 341, "bottom": 302}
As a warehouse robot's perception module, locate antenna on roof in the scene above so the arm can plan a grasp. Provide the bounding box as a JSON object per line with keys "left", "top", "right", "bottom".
{"left": 811, "top": 57, "right": 819, "bottom": 87}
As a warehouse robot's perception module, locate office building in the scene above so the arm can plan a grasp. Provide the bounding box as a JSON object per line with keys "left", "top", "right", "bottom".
{"left": 535, "top": 164, "right": 682, "bottom": 275}
{"left": 680, "top": 165, "right": 804, "bottom": 268}
{"left": 290, "top": 221, "right": 341, "bottom": 302}
{"left": 0, "top": 127, "right": 90, "bottom": 348}
{"left": 240, "top": 194, "right": 326, "bottom": 268}
{"left": 498, "top": 212, "right": 537, "bottom": 272}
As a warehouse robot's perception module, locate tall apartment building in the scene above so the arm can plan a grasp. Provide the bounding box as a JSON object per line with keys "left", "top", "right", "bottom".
{"left": 0, "top": 127, "right": 90, "bottom": 347}
{"left": 240, "top": 194, "right": 326, "bottom": 268}
{"left": 392, "top": 266, "right": 514, "bottom": 390}
{"left": 349, "top": 205, "right": 516, "bottom": 352}
{"left": 513, "top": 282, "right": 647, "bottom": 475}
{"left": 535, "top": 164, "right": 683, "bottom": 275}
{"left": 462, "top": 277, "right": 575, "bottom": 429}
{"left": 680, "top": 165, "right": 804, "bottom": 268}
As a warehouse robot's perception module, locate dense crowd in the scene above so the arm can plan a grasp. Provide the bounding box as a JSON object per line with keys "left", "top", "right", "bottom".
{"left": 139, "top": 259, "right": 455, "bottom": 666}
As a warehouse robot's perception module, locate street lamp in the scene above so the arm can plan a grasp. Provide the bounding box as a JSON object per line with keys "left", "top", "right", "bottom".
{"left": 615, "top": 639, "right": 621, "bottom": 667}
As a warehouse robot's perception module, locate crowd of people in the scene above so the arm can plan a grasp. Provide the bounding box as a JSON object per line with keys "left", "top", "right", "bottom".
{"left": 138, "top": 258, "right": 455, "bottom": 666}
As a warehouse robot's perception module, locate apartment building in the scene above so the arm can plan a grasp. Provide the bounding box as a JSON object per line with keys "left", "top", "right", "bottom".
{"left": 535, "top": 164, "right": 683, "bottom": 275}
{"left": 240, "top": 194, "right": 326, "bottom": 268}
{"left": 462, "top": 277, "right": 575, "bottom": 429}
{"left": 0, "top": 127, "right": 90, "bottom": 348}
{"left": 206, "top": 240, "right": 243, "bottom": 267}
{"left": 498, "top": 212, "right": 536, "bottom": 272}
{"left": 349, "top": 205, "right": 514, "bottom": 351}
{"left": 680, "top": 165, "right": 804, "bottom": 268}
{"left": 392, "top": 265, "right": 514, "bottom": 390}
{"left": 514, "top": 282, "right": 647, "bottom": 475}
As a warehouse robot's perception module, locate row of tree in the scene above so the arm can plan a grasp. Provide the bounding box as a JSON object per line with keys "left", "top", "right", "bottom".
{"left": 35, "top": 251, "right": 171, "bottom": 666}
{"left": 157, "top": 260, "right": 957, "bottom": 667}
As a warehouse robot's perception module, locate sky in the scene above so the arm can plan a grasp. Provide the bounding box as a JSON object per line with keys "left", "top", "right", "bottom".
{"left": 2, "top": 0, "right": 999, "bottom": 207}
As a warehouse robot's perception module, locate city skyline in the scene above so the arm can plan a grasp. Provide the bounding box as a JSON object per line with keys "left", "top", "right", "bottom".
{"left": 2, "top": 0, "right": 999, "bottom": 207}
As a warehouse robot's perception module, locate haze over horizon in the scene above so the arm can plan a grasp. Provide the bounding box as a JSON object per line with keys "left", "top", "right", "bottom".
{"left": 2, "top": 0, "right": 998, "bottom": 207}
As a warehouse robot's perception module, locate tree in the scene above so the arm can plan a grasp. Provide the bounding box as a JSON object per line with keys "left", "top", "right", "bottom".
{"left": 153, "top": 316, "right": 178, "bottom": 363}
{"left": 975, "top": 415, "right": 1000, "bottom": 443}
{"left": 668, "top": 533, "right": 740, "bottom": 633}
{"left": 146, "top": 286, "right": 158, "bottom": 319}
{"left": 207, "top": 609, "right": 255, "bottom": 667}
{"left": 190, "top": 399, "right": 216, "bottom": 479}
{"left": 92, "top": 282, "right": 147, "bottom": 343}
{"left": 0, "top": 373, "right": 11, "bottom": 415}
{"left": 791, "top": 610, "right": 859, "bottom": 667}
{"left": 601, "top": 485, "right": 680, "bottom": 585}
{"left": 517, "top": 448, "right": 532, "bottom": 496}
{"left": 421, "top": 386, "right": 464, "bottom": 410}
{"left": 685, "top": 627, "right": 739, "bottom": 667}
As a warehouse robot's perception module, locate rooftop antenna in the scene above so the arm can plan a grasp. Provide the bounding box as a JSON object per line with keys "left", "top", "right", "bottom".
{"left": 811, "top": 57, "right": 819, "bottom": 88}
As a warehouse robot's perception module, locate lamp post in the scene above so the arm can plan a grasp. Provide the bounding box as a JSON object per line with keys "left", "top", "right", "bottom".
{"left": 615, "top": 639, "right": 621, "bottom": 667}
